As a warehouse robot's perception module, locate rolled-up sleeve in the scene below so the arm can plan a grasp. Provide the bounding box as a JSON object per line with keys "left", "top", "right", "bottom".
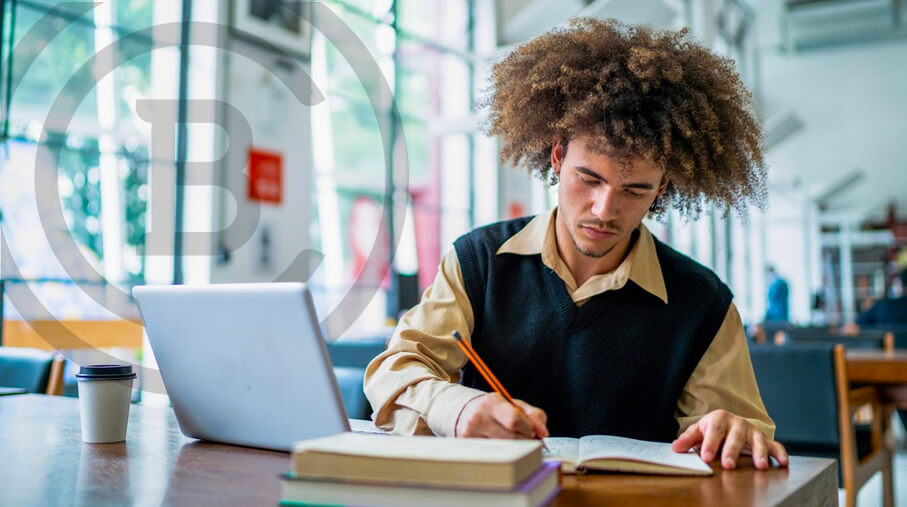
{"left": 675, "top": 303, "right": 776, "bottom": 439}
{"left": 363, "top": 248, "right": 486, "bottom": 436}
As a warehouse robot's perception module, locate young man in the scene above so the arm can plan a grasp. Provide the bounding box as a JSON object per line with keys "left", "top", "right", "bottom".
{"left": 365, "top": 19, "right": 787, "bottom": 471}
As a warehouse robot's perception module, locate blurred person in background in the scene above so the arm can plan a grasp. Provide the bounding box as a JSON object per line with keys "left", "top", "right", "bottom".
{"left": 842, "top": 268, "right": 907, "bottom": 435}
{"left": 764, "top": 266, "right": 790, "bottom": 323}
{"left": 853, "top": 268, "right": 907, "bottom": 328}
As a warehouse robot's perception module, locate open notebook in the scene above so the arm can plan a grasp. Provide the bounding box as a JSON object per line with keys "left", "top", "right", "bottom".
{"left": 543, "top": 435, "right": 713, "bottom": 476}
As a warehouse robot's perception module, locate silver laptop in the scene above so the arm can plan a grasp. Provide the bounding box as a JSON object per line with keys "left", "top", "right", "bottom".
{"left": 133, "top": 282, "right": 352, "bottom": 451}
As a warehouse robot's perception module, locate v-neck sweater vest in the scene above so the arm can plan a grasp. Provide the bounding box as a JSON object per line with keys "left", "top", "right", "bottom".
{"left": 454, "top": 216, "right": 732, "bottom": 440}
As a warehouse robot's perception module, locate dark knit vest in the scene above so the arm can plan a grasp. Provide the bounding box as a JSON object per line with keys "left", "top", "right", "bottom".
{"left": 454, "top": 216, "right": 732, "bottom": 441}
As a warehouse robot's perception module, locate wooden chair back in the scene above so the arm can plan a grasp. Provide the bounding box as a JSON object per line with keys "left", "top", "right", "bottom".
{"left": 750, "top": 343, "right": 894, "bottom": 507}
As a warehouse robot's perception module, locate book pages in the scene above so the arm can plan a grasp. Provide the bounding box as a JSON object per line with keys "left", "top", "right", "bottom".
{"left": 541, "top": 437, "right": 580, "bottom": 465}
{"left": 578, "top": 435, "right": 712, "bottom": 475}
{"left": 295, "top": 433, "right": 541, "bottom": 464}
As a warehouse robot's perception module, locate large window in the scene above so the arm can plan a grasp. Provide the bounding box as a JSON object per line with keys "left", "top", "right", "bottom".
{"left": 0, "top": 1, "right": 181, "bottom": 330}
{"left": 309, "top": 1, "right": 493, "bottom": 337}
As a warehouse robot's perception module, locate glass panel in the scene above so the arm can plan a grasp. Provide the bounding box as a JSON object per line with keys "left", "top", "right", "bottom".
{"left": 308, "top": 0, "right": 482, "bottom": 331}
{"left": 10, "top": 0, "right": 98, "bottom": 21}
{"left": 441, "top": 209, "right": 470, "bottom": 251}
{"left": 114, "top": 0, "right": 156, "bottom": 32}
{"left": 321, "top": 94, "right": 389, "bottom": 191}
{"left": 1, "top": 138, "right": 150, "bottom": 281}
{"left": 439, "top": 53, "right": 471, "bottom": 116}
{"left": 397, "top": 43, "right": 471, "bottom": 192}
{"left": 440, "top": 134, "right": 470, "bottom": 211}
{"left": 327, "top": 0, "right": 393, "bottom": 20}
{"left": 6, "top": 3, "right": 99, "bottom": 139}
{"left": 400, "top": 115, "right": 430, "bottom": 189}
{"left": 1, "top": 139, "right": 103, "bottom": 280}
{"left": 396, "top": 0, "right": 469, "bottom": 51}
{"left": 397, "top": 41, "right": 436, "bottom": 121}
{"left": 310, "top": 186, "right": 390, "bottom": 290}
{"left": 121, "top": 150, "right": 149, "bottom": 282}
{"left": 397, "top": 42, "right": 472, "bottom": 119}
{"left": 319, "top": 2, "right": 395, "bottom": 94}
{"left": 113, "top": 37, "right": 162, "bottom": 154}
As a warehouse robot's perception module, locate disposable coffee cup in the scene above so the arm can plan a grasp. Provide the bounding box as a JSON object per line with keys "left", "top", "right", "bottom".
{"left": 76, "top": 365, "right": 137, "bottom": 443}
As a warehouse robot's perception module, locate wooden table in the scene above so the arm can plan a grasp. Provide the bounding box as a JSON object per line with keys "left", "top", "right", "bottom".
{"left": 0, "top": 395, "right": 837, "bottom": 506}
{"left": 846, "top": 349, "right": 907, "bottom": 384}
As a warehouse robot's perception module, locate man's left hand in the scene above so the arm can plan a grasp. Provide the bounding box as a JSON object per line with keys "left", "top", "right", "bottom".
{"left": 671, "top": 409, "right": 789, "bottom": 470}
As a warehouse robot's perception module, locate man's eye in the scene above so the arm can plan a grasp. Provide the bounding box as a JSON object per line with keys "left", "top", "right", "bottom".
{"left": 582, "top": 179, "right": 598, "bottom": 186}
{"left": 625, "top": 189, "right": 644, "bottom": 197}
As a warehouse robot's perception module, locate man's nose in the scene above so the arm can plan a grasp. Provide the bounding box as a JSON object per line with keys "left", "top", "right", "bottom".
{"left": 590, "top": 186, "right": 620, "bottom": 220}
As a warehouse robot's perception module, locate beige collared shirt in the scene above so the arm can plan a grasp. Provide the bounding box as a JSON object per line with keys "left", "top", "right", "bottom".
{"left": 364, "top": 208, "right": 774, "bottom": 439}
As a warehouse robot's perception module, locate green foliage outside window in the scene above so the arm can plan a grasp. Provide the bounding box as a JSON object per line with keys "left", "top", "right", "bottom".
{"left": 2, "top": 0, "right": 156, "bottom": 283}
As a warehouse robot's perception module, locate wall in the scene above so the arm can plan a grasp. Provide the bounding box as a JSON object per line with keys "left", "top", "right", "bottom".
{"left": 207, "top": 38, "right": 314, "bottom": 286}
{"left": 758, "top": 37, "right": 907, "bottom": 323}
{"left": 761, "top": 41, "right": 907, "bottom": 220}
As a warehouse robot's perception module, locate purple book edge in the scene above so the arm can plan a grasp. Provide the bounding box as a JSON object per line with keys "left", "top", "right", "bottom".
{"left": 516, "top": 460, "right": 561, "bottom": 493}
{"left": 537, "top": 485, "right": 562, "bottom": 507}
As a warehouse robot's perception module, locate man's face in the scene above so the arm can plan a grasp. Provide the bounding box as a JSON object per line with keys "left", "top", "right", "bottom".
{"left": 553, "top": 134, "right": 667, "bottom": 259}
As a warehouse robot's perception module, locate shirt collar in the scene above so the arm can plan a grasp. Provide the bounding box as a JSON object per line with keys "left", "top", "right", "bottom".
{"left": 496, "top": 208, "right": 668, "bottom": 304}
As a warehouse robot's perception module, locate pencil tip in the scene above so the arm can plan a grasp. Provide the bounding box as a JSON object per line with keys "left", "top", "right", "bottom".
{"left": 452, "top": 330, "right": 463, "bottom": 341}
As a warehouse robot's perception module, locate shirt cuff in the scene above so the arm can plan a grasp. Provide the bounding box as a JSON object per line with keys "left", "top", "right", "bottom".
{"left": 424, "top": 382, "right": 487, "bottom": 437}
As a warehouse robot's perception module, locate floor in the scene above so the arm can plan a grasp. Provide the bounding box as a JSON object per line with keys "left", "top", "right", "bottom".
{"left": 851, "top": 415, "right": 907, "bottom": 506}
{"left": 853, "top": 451, "right": 906, "bottom": 506}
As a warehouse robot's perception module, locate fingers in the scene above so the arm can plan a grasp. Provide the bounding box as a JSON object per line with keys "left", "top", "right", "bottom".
{"left": 699, "top": 414, "right": 728, "bottom": 463}
{"left": 482, "top": 414, "right": 529, "bottom": 439}
{"left": 456, "top": 394, "right": 546, "bottom": 439}
{"left": 672, "top": 423, "right": 703, "bottom": 453}
{"left": 491, "top": 399, "right": 536, "bottom": 438}
{"left": 719, "top": 419, "right": 747, "bottom": 469}
{"left": 515, "top": 400, "right": 549, "bottom": 438}
{"left": 672, "top": 410, "right": 786, "bottom": 471}
{"left": 769, "top": 440, "right": 789, "bottom": 468}
{"left": 750, "top": 430, "right": 769, "bottom": 470}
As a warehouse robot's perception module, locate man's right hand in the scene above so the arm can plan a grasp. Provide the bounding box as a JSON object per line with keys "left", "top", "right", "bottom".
{"left": 455, "top": 393, "right": 549, "bottom": 439}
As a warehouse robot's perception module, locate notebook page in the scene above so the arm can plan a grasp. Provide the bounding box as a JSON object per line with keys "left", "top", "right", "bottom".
{"left": 578, "top": 435, "right": 711, "bottom": 474}
{"left": 542, "top": 437, "right": 580, "bottom": 466}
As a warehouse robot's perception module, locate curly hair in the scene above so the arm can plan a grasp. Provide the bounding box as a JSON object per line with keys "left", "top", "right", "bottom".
{"left": 484, "top": 18, "right": 766, "bottom": 218}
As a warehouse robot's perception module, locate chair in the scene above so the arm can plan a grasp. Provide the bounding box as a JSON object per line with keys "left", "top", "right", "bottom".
{"left": 861, "top": 324, "right": 907, "bottom": 350}
{"left": 779, "top": 328, "right": 894, "bottom": 352}
{"left": 325, "top": 336, "right": 388, "bottom": 420}
{"left": 861, "top": 324, "right": 907, "bottom": 432}
{"left": 751, "top": 321, "right": 794, "bottom": 344}
{"left": 750, "top": 343, "right": 893, "bottom": 507}
{"left": 0, "top": 347, "right": 65, "bottom": 395}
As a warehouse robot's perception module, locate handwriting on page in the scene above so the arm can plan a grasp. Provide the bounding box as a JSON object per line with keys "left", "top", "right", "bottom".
{"left": 581, "top": 435, "right": 708, "bottom": 470}
{"left": 541, "top": 437, "right": 580, "bottom": 463}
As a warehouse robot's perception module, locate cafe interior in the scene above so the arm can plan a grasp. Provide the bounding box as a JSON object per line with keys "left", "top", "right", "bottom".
{"left": 1, "top": 0, "right": 906, "bottom": 505}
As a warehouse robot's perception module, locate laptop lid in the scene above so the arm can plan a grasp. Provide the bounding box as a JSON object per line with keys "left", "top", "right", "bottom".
{"left": 133, "top": 282, "right": 351, "bottom": 451}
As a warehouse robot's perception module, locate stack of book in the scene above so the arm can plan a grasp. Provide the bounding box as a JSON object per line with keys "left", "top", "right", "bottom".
{"left": 280, "top": 433, "right": 560, "bottom": 507}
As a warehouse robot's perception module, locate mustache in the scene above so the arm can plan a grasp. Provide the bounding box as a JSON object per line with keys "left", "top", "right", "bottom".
{"left": 578, "top": 221, "right": 621, "bottom": 233}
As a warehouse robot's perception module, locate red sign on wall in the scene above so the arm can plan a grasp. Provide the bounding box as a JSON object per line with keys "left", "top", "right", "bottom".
{"left": 247, "top": 148, "right": 283, "bottom": 204}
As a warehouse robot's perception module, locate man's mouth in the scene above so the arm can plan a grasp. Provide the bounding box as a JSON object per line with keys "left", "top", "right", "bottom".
{"left": 580, "top": 225, "right": 617, "bottom": 240}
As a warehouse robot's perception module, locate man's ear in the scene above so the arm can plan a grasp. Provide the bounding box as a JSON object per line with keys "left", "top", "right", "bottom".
{"left": 550, "top": 137, "right": 565, "bottom": 176}
{"left": 657, "top": 177, "right": 670, "bottom": 198}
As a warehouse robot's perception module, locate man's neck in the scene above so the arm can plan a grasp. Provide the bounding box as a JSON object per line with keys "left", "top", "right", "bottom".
{"left": 554, "top": 217, "right": 637, "bottom": 288}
